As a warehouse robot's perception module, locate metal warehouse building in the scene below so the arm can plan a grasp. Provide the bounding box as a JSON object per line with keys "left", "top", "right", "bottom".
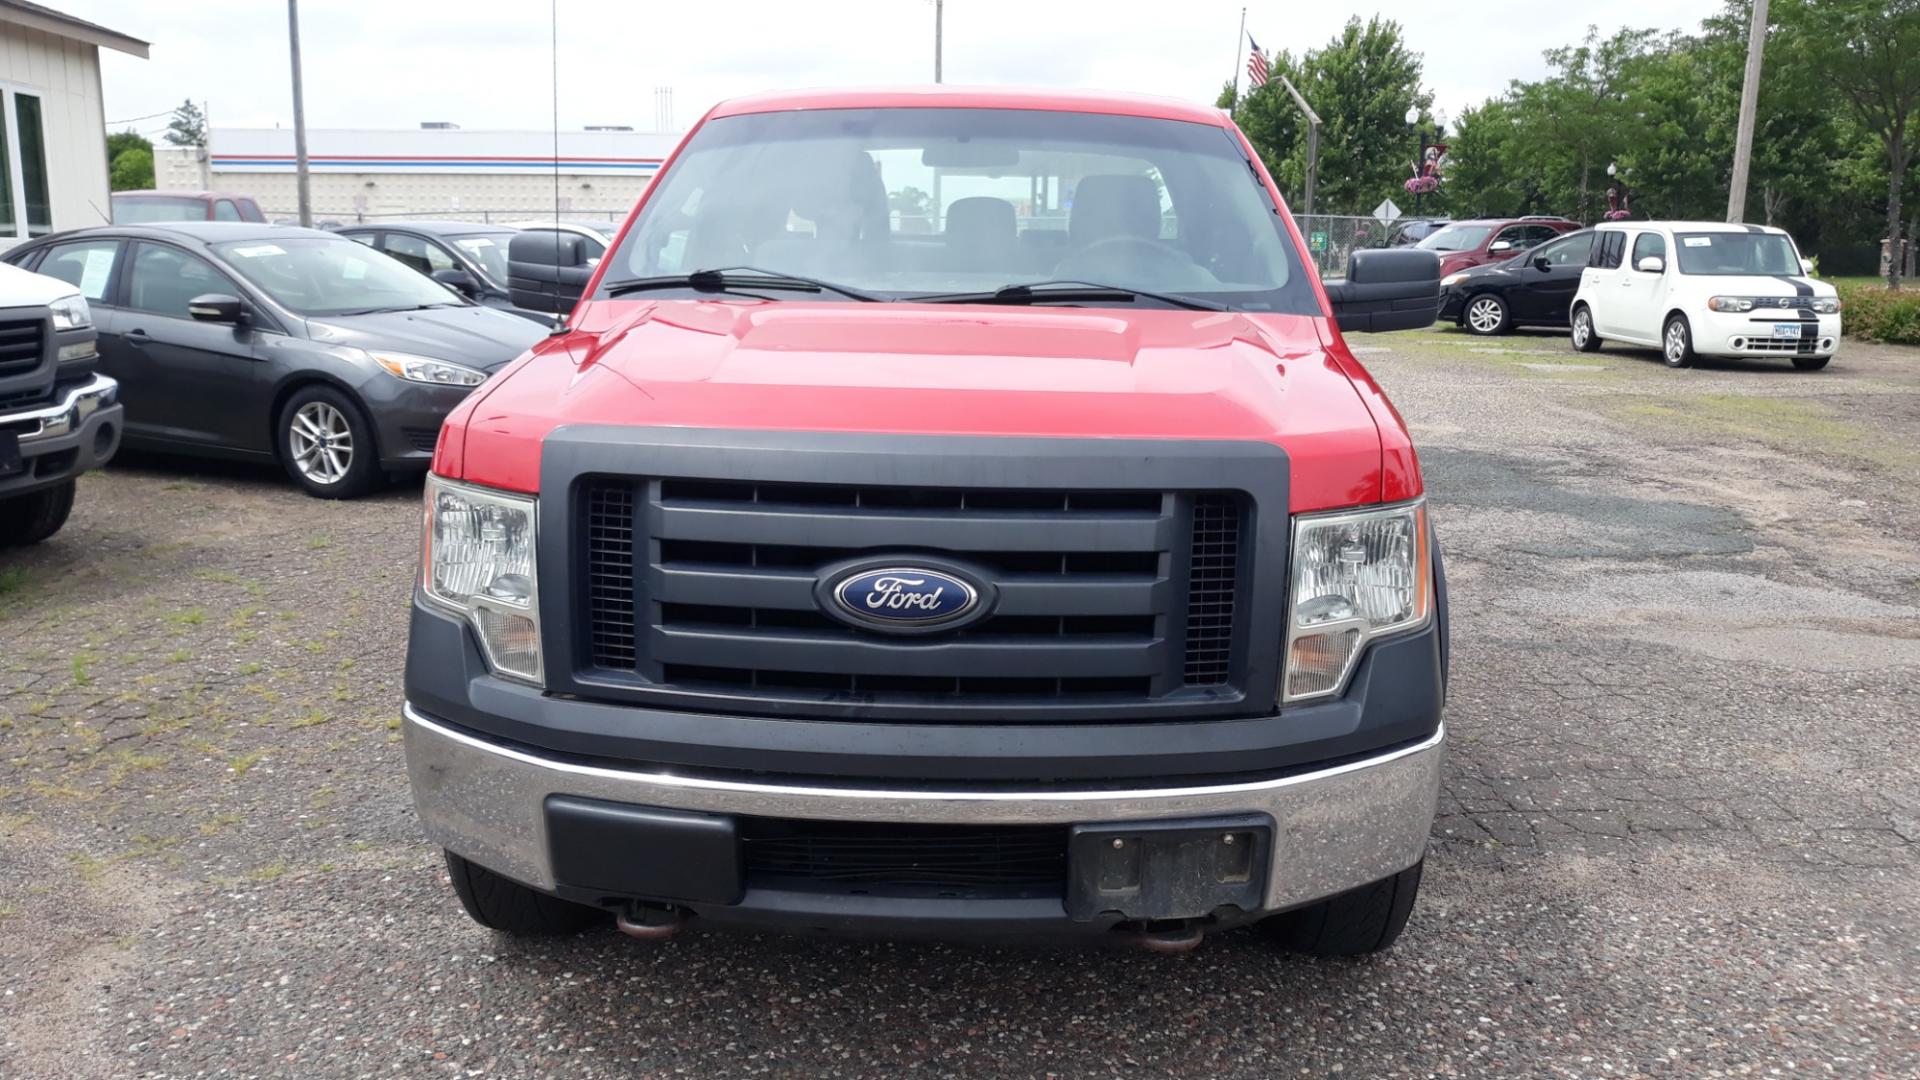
{"left": 157, "top": 127, "right": 679, "bottom": 224}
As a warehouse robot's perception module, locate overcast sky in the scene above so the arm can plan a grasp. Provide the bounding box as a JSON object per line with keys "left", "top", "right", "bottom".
{"left": 69, "top": 0, "right": 1727, "bottom": 137}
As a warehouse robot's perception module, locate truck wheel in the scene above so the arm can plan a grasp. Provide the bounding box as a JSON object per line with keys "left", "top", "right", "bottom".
{"left": 0, "top": 480, "right": 76, "bottom": 546}
{"left": 279, "top": 385, "right": 381, "bottom": 499}
{"left": 444, "top": 850, "right": 605, "bottom": 935}
{"left": 1662, "top": 314, "right": 1697, "bottom": 368}
{"left": 1258, "top": 859, "right": 1423, "bottom": 956}
{"left": 1570, "top": 305, "right": 1601, "bottom": 352}
{"left": 1463, "top": 294, "right": 1509, "bottom": 336}
{"left": 1791, "top": 355, "right": 1831, "bottom": 372}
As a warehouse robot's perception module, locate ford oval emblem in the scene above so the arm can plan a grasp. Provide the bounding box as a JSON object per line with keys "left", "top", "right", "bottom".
{"left": 826, "top": 566, "right": 983, "bottom": 633}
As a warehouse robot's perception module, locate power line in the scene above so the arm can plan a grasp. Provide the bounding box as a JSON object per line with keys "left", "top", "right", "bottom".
{"left": 107, "top": 108, "right": 175, "bottom": 126}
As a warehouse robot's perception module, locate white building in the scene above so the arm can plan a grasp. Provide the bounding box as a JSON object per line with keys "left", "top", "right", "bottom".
{"left": 158, "top": 126, "right": 680, "bottom": 225}
{"left": 0, "top": 1, "right": 148, "bottom": 251}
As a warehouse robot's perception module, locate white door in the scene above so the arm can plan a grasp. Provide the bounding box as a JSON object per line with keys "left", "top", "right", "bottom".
{"left": 1581, "top": 230, "right": 1630, "bottom": 336}
{"left": 1610, "top": 230, "right": 1671, "bottom": 345}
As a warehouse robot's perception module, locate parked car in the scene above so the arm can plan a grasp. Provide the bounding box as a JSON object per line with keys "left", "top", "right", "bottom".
{"left": 506, "top": 219, "right": 619, "bottom": 265}
{"left": 406, "top": 86, "right": 1447, "bottom": 954}
{"left": 1389, "top": 217, "right": 1451, "bottom": 247}
{"left": 336, "top": 221, "right": 555, "bottom": 325}
{"left": 1439, "top": 229, "right": 1596, "bottom": 335}
{"left": 111, "top": 190, "right": 267, "bottom": 224}
{"left": 1570, "top": 221, "right": 1839, "bottom": 370}
{"left": 0, "top": 261, "right": 121, "bottom": 544}
{"left": 1416, "top": 216, "right": 1579, "bottom": 277}
{"left": 3, "top": 223, "right": 546, "bottom": 498}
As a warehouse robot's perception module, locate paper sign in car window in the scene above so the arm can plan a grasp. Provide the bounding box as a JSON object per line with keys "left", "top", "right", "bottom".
{"left": 78, "top": 248, "right": 114, "bottom": 299}
{"left": 342, "top": 258, "right": 367, "bottom": 280}
{"left": 231, "top": 244, "right": 286, "bottom": 258}
{"left": 1683, "top": 237, "right": 1712, "bottom": 247}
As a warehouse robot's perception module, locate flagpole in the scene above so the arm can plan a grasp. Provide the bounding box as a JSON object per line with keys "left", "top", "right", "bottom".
{"left": 1231, "top": 7, "right": 1246, "bottom": 102}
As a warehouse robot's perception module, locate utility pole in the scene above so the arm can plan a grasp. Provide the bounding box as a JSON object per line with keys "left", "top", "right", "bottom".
{"left": 934, "top": 0, "right": 943, "bottom": 83}
{"left": 1726, "top": 0, "right": 1769, "bottom": 223}
{"left": 287, "top": 0, "right": 312, "bottom": 227}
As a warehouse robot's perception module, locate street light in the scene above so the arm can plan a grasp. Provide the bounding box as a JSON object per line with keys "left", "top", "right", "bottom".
{"left": 1406, "top": 105, "right": 1439, "bottom": 217}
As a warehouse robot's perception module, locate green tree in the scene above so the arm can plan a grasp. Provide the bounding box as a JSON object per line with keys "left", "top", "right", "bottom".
{"left": 109, "top": 147, "right": 154, "bottom": 191}
{"left": 164, "top": 99, "right": 207, "bottom": 147}
{"left": 1774, "top": 0, "right": 1920, "bottom": 286}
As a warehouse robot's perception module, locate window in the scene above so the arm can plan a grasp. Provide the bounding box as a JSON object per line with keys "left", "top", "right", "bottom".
{"left": 451, "top": 234, "right": 512, "bottom": 285}
{"left": 1416, "top": 223, "right": 1494, "bottom": 252}
{"left": 1535, "top": 232, "right": 1594, "bottom": 267}
{"left": 111, "top": 195, "right": 211, "bottom": 223}
{"left": 1521, "top": 225, "right": 1563, "bottom": 247}
{"left": 1, "top": 85, "right": 53, "bottom": 240}
{"left": 605, "top": 107, "right": 1316, "bottom": 312}
{"left": 37, "top": 240, "right": 120, "bottom": 302}
{"left": 1590, "top": 231, "right": 1626, "bottom": 270}
{"left": 345, "top": 232, "right": 377, "bottom": 246}
{"left": 1492, "top": 225, "right": 1531, "bottom": 250}
{"left": 127, "top": 243, "right": 232, "bottom": 318}
{"left": 213, "top": 200, "right": 242, "bottom": 221}
{"left": 212, "top": 235, "right": 470, "bottom": 316}
{"left": 1672, "top": 232, "right": 1801, "bottom": 276}
{"left": 381, "top": 232, "right": 457, "bottom": 276}
{"left": 1630, "top": 232, "right": 1667, "bottom": 269}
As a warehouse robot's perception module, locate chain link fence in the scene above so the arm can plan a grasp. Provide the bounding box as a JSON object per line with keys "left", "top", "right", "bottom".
{"left": 1292, "top": 214, "right": 1404, "bottom": 278}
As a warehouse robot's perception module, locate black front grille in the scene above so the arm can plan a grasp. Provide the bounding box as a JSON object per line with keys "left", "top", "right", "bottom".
{"left": 401, "top": 426, "right": 440, "bottom": 453}
{"left": 740, "top": 817, "right": 1068, "bottom": 896}
{"left": 0, "top": 383, "right": 51, "bottom": 411}
{"left": 577, "top": 473, "right": 1252, "bottom": 721}
{"left": 0, "top": 318, "right": 45, "bottom": 377}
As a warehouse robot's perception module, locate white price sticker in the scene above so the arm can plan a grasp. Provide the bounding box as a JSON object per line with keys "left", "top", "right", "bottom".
{"left": 1683, "top": 237, "right": 1712, "bottom": 248}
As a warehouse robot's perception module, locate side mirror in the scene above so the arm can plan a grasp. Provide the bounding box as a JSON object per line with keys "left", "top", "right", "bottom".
{"left": 1636, "top": 255, "right": 1665, "bottom": 274}
{"left": 507, "top": 231, "right": 593, "bottom": 314}
{"left": 187, "top": 293, "right": 245, "bottom": 323}
{"left": 1323, "top": 248, "right": 1442, "bottom": 334}
{"left": 1489, "top": 240, "right": 1513, "bottom": 253}
{"left": 1532, "top": 256, "right": 1552, "bottom": 273}
{"left": 431, "top": 267, "right": 479, "bottom": 297}
{"left": 1799, "top": 257, "right": 1814, "bottom": 275}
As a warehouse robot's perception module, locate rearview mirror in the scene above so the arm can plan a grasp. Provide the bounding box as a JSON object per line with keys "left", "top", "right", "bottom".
{"left": 1489, "top": 240, "right": 1513, "bottom": 253}
{"left": 1636, "top": 255, "right": 1665, "bottom": 274}
{"left": 187, "top": 293, "right": 245, "bottom": 324}
{"left": 1532, "top": 256, "right": 1551, "bottom": 272}
{"left": 431, "top": 267, "right": 479, "bottom": 297}
{"left": 508, "top": 231, "right": 594, "bottom": 314}
{"left": 1322, "top": 248, "right": 1442, "bottom": 333}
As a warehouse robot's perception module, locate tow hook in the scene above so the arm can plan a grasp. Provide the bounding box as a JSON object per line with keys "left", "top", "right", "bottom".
{"left": 1121, "top": 921, "right": 1207, "bottom": 954}
{"left": 616, "top": 904, "right": 687, "bottom": 941}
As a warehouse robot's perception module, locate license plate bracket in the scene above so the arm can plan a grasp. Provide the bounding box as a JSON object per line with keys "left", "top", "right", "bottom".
{"left": 1772, "top": 322, "right": 1802, "bottom": 339}
{"left": 0, "top": 431, "right": 21, "bottom": 478}
{"left": 1065, "top": 815, "right": 1271, "bottom": 921}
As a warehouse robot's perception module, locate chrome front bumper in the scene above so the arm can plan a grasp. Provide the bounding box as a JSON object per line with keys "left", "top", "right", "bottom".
{"left": 403, "top": 705, "right": 1444, "bottom": 914}
{"left": 5, "top": 373, "right": 119, "bottom": 443}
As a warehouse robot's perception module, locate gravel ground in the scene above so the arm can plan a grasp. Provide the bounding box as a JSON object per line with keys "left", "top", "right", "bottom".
{"left": 2, "top": 327, "right": 1917, "bottom": 1078}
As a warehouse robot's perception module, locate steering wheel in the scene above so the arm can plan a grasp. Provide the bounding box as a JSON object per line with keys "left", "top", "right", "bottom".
{"left": 1053, "top": 234, "right": 1193, "bottom": 279}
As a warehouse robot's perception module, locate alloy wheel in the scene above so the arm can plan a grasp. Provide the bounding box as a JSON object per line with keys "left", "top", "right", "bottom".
{"left": 289, "top": 401, "right": 353, "bottom": 485}
{"left": 1572, "top": 311, "right": 1590, "bottom": 347}
{"left": 1467, "top": 297, "right": 1504, "bottom": 334}
{"left": 1665, "top": 322, "right": 1687, "bottom": 363}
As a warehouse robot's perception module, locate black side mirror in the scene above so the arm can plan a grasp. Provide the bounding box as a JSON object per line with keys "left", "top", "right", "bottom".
{"left": 431, "top": 267, "right": 480, "bottom": 297}
{"left": 508, "top": 231, "right": 593, "bottom": 314}
{"left": 1322, "top": 249, "right": 1441, "bottom": 334}
{"left": 187, "top": 293, "right": 245, "bottom": 324}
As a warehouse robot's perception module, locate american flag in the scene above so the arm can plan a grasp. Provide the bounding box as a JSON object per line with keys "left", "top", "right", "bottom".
{"left": 1247, "top": 35, "right": 1270, "bottom": 88}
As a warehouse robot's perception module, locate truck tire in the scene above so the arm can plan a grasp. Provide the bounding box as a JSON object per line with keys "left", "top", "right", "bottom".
{"left": 1258, "top": 859, "right": 1423, "bottom": 956}
{"left": 443, "top": 850, "right": 605, "bottom": 935}
{"left": 0, "top": 480, "right": 76, "bottom": 546}
{"left": 1791, "top": 355, "right": 1830, "bottom": 372}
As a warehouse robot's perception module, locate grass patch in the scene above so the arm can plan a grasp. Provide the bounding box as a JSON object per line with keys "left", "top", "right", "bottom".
{"left": 238, "top": 661, "right": 263, "bottom": 677}
{"left": 199, "top": 812, "right": 243, "bottom": 836}
{"left": 163, "top": 608, "right": 206, "bottom": 628}
{"left": 227, "top": 750, "right": 265, "bottom": 777}
{"left": 290, "top": 709, "right": 331, "bottom": 729}
{"left": 0, "top": 567, "right": 25, "bottom": 597}
{"left": 249, "top": 860, "right": 287, "bottom": 882}
{"left": 1601, "top": 394, "right": 1920, "bottom": 473}
{"left": 167, "top": 649, "right": 191, "bottom": 664}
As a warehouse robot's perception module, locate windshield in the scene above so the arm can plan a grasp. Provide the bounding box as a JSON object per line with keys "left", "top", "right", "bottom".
{"left": 211, "top": 236, "right": 468, "bottom": 316}
{"left": 451, "top": 234, "right": 511, "bottom": 285}
{"left": 112, "top": 196, "right": 206, "bottom": 223}
{"left": 1416, "top": 223, "right": 1492, "bottom": 252}
{"left": 1673, "top": 232, "right": 1802, "bottom": 276}
{"left": 600, "top": 107, "right": 1316, "bottom": 312}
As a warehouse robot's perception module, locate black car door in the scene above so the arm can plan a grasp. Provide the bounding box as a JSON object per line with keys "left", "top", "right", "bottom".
{"left": 113, "top": 241, "right": 274, "bottom": 454}
{"left": 1514, "top": 232, "right": 1596, "bottom": 325}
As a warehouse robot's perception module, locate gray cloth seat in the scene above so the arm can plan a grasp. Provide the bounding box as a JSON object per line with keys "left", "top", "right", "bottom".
{"left": 1067, "top": 174, "right": 1162, "bottom": 247}
{"left": 942, "top": 196, "right": 1018, "bottom": 272}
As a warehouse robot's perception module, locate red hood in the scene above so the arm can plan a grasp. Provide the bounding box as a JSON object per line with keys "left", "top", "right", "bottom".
{"left": 439, "top": 299, "right": 1419, "bottom": 513}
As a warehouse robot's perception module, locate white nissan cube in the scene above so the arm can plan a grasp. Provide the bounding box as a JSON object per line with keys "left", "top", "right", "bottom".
{"left": 1569, "top": 221, "right": 1841, "bottom": 370}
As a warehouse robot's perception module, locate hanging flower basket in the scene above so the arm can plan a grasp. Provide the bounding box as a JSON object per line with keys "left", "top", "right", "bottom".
{"left": 1603, "top": 209, "right": 1632, "bottom": 221}
{"left": 1403, "top": 176, "right": 1440, "bottom": 196}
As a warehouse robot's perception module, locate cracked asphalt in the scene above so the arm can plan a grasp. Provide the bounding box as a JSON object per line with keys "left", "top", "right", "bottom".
{"left": 2, "top": 327, "right": 1917, "bottom": 1078}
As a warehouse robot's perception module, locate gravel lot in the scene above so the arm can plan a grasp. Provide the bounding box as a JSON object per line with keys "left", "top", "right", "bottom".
{"left": 2, "top": 327, "right": 1917, "bottom": 1078}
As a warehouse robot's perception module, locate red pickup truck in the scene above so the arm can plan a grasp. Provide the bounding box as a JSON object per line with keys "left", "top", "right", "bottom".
{"left": 404, "top": 87, "right": 1448, "bottom": 954}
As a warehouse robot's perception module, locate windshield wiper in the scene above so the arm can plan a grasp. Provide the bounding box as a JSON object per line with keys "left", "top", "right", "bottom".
{"left": 604, "top": 266, "right": 880, "bottom": 302}
{"left": 903, "top": 280, "right": 1226, "bottom": 312}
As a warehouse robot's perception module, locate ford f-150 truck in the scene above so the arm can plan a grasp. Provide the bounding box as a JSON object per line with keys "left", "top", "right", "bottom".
{"left": 0, "top": 262, "right": 121, "bottom": 545}
{"left": 404, "top": 87, "right": 1447, "bottom": 954}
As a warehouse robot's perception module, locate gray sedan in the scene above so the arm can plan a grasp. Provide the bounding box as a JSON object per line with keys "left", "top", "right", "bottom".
{"left": 4, "top": 223, "right": 546, "bottom": 498}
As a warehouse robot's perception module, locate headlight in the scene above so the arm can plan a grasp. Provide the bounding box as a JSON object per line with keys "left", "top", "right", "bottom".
{"left": 49, "top": 294, "right": 91, "bottom": 331}
{"left": 1440, "top": 272, "right": 1468, "bottom": 288}
{"left": 372, "top": 351, "right": 487, "bottom": 387}
{"left": 1706, "top": 296, "right": 1755, "bottom": 312}
{"left": 1284, "top": 500, "right": 1432, "bottom": 703}
{"left": 1812, "top": 297, "right": 1840, "bottom": 314}
{"left": 422, "top": 475, "right": 542, "bottom": 684}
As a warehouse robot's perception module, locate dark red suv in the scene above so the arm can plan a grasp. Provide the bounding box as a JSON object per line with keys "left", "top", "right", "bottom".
{"left": 1414, "top": 216, "right": 1579, "bottom": 276}
{"left": 110, "top": 190, "right": 266, "bottom": 224}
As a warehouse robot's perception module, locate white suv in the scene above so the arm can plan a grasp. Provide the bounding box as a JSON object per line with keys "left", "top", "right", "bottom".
{"left": 1569, "top": 221, "right": 1840, "bottom": 370}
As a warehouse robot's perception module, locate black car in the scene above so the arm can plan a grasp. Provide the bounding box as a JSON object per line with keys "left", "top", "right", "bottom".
{"left": 1437, "top": 228, "right": 1596, "bottom": 335}
{"left": 1389, "top": 217, "right": 1452, "bottom": 247}
{"left": 336, "top": 221, "right": 556, "bottom": 326}
{"left": 4, "top": 223, "right": 546, "bottom": 498}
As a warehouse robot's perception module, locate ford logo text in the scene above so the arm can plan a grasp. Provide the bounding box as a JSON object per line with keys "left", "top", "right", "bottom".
{"left": 826, "top": 566, "right": 984, "bottom": 632}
